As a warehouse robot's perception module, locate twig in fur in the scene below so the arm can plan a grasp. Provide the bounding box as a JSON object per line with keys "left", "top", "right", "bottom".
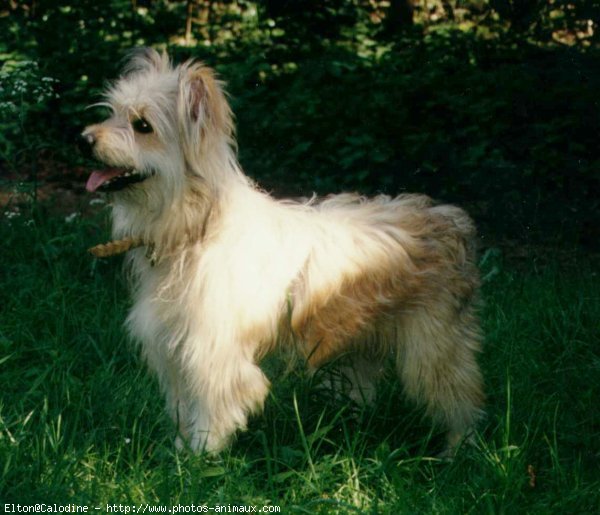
{"left": 88, "top": 237, "right": 145, "bottom": 258}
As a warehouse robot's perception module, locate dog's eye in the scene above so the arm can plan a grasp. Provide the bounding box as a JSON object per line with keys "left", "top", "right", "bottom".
{"left": 132, "top": 117, "right": 153, "bottom": 134}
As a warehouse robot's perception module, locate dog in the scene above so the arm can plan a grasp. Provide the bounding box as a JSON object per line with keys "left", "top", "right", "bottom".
{"left": 82, "top": 48, "right": 484, "bottom": 455}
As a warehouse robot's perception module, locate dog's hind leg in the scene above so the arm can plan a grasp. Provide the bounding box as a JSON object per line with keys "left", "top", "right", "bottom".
{"left": 395, "top": 304, "right": 485, "bottom": 454}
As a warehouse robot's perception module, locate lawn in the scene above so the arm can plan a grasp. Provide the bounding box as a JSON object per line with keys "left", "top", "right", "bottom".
{"left": 1, "top": 203, "right": 598, "bottom": 513}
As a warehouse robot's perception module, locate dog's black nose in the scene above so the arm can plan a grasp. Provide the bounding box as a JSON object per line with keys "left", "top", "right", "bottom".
{"left": 78, "top": 132, "right": 95, "bottom": 158}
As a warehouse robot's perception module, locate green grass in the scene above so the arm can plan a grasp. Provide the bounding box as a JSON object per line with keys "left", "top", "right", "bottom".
{"left": 1, "top": 204, "right": 599, "bottom": 513}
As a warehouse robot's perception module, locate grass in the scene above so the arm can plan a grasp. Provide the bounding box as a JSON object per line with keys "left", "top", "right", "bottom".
{"left": 1, "top": 202, "right": 599, "bottom": 513}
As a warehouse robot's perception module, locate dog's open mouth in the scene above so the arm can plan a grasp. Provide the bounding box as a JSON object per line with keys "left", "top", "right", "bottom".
{"left": 86, "top": 168, "right": 153, "bottom": 193}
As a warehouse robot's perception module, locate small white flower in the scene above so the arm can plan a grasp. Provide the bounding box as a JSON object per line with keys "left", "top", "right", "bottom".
{"left": 65, "top": 212, "right": 80, "bottom": 223}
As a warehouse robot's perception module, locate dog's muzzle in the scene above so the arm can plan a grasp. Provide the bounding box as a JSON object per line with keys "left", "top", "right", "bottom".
{"left": 79, "top": 132, "right": 154, "bottom": 193}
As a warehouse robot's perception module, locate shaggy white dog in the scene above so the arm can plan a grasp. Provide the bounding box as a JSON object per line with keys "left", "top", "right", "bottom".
{"left": 83, "top": 48, "right": 484, "bottom": 454}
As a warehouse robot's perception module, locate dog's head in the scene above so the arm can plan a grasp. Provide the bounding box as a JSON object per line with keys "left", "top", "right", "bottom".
{"left": 82, "top": 48, "right": 234, "bottom": 199}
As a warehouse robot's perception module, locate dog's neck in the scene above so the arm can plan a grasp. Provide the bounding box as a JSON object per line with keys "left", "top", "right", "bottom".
{"left": 93, "top": 147, "right": 252, "bottom": 263}
{"left": 109, "top": 166, "right": 250, "bottom": 263}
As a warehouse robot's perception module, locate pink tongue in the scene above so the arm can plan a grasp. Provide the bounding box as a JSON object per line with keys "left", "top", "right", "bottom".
{"left": 86, "top": 168, "right": 124, "bottom": 192}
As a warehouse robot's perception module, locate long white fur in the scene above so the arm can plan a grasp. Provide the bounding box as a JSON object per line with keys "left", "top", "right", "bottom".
{"left": 83, "top": 48, "right": 485, "bottom": 454}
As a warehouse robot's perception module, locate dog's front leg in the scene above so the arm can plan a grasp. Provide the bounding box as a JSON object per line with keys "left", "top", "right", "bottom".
{"left": 180, "top": 347, "right": 271, "bottom": 454}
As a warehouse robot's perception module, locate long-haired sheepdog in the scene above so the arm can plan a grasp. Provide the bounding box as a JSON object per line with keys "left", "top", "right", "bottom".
{"left": 82, "top": 48, "right": 484, "bottom": 455}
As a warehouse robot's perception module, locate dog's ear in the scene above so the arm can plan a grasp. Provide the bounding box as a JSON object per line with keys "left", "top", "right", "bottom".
{"left": 178, "top": 63, "right": 233, "bottom": 141}
{"left": 123, "top": 47, "right": 169, "bottom": 77}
